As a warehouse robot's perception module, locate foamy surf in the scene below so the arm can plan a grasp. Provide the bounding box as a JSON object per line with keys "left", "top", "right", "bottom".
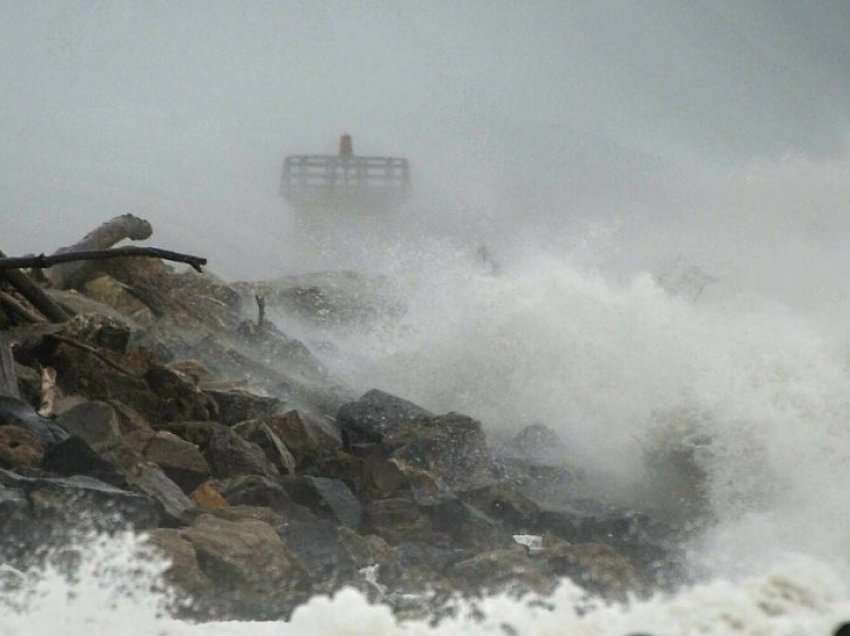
{"left": 1, "top": 532, "right": 849, "bottom": 635}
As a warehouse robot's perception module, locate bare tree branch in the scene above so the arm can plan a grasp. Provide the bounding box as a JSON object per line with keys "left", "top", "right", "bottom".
{"left": 0, "top": 246, "right": 207, "bottom": 274}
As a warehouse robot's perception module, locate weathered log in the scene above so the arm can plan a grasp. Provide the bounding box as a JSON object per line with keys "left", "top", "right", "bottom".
{"left": 0, "top": 333, "right": 21, "bottom": 399}
{"left": 0, "top": 250, "right": 70, "bottom": 324}
{"left": 47, "top": 213, "right": 153, "bottom": 289}
{"left": 0, "top": 247, "right": 207, "bottom": 275}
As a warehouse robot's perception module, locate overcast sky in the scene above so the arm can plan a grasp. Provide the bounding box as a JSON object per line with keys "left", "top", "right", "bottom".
{"left": 3, "top": 2, "right": 850, "bottom": 277}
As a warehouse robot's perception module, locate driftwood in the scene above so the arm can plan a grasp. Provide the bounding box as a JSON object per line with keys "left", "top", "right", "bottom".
{"left": 37, "top": 367, "right": 57, "bottom": 417}
{"left": 0, "top": 333, "right": 21, "bottom": 399}
{"left": 0, "top": 290, "right": 44, "bottom": 324}
{"left": 0, "top": 247, "right": 207, "bottom": 274}
{"left": 47, "top": 213, "right": 153, "bottom": 289}
{"left": 0, "top": 250, "right": 70, "bottom": 324}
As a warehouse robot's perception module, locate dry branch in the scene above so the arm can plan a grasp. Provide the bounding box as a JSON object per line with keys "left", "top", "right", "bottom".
{"left": 0, "top": 247, "right": 207, "bottom": 274}
{"left": 0, "top": 290, "right": 44, "bottom": 324}
{"left": 0, "top": 333, "right": 21, "bottom": 399}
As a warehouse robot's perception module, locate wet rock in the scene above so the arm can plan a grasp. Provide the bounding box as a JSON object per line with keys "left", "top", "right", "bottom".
{"left": 205, "top": 388, "right": 282, "bottom": 426}
{"left": 448, "top": 546, "right": 549, "bottom": 592}
{"left": 233, "top": 419, "right": 296, "bottom": 475}
{"left": 108, "top": 400, "right": 155, "bottom": 436}
{"left": 0, "top": 468, "right": 160, "bottom": 535}
{"left": 423, "top": 494, "right": 507, "bottom": 551}
{"left": 180, "top": 514, "right": 307, "bottom": 612}
{"left": 123, "top": 461, "right": 194, "bottom": 524}
{"left": 0, "top": 396, "right": 68, "bottom": 446}
{"left": 506, "top": 422, "right": 569, "bottom": 466}
{"left": 261, "top": 410, "right": 341, "bottom": 467}
{"left": 280, "top": 476, "right": 362, "bottom": 528}
{"left": 43, "top": 435, "right": 126, "bottom": 486}
{"left": 144, "top": 365, "right": 218, "bottom": 422}
{"left": 337, "top": 389, "right": 433, "bottom": 447}
{"left": 140, "top": 430, "right": 210, "bottom": 492}
{"left": 57, "top": 400, "right": 122, "bottom": 453}
{"left": 0, "top": 426, "right": 44, "bottom": 468}
{"left": 216, "top": 474, "right": 312, "bottom": 520}
{"left": 15, "top": 363, "right": 41, "bottom": 408}
{"left": 387, "top": 413, "right": 495, "bottom": 492}
{"left": 147, "top": 529, "right": 214, "bottom": 599}
{"left": 191, "top": 480, "right": 228, "bottom": 509}
{"left": 365, "top": 497, "right": 432, "bottom": 545}
{"left": 206, "top": 505, "right": 283, "bottom": 526}
{"left": 539, "top": 541, "right": 640, "bottom": 599}
{"left": 362, "top": 456, "right": 450, "bottom": 501}
{"left": 277, "top": 517, "right": 340, "bottom": 581}
{"left": 204, "top": 423, "right": 279, "bottom": 479}
{"left": 460, "top": 482, "right": 541, "bottom": 532}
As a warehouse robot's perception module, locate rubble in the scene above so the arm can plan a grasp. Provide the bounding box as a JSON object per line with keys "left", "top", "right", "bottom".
{"left": 0, "top": 218, "right": 684, "bottom": 622}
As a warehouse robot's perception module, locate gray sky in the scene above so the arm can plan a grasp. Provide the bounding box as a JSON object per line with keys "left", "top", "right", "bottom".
{"left": 3, "top": 2, "right": 850, "bottom": 277}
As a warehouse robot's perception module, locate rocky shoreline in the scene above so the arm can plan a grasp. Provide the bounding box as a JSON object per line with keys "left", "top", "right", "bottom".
{"left": 0, "top": 222, "right": 685, "bottom": 621}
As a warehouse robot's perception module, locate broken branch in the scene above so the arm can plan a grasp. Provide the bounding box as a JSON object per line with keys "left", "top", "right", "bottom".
{"left": 0, "top": 250, "right": 70, "bottom": 324}
{"left": 0, "top": 247, "right": 207, "bottom": 274}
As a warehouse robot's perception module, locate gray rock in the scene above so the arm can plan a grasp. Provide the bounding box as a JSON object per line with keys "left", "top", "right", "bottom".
{"left": 337, "top": 389, "right": 432, "bottom": 447}
{"left": 57, "top": 400, "right": 122, "bottom": 453}
{"left": 233, "top": 419, "right": 297, "bottom": 475}
{"left": 204, "top": 423, "right": 279, "bottom": 479}
{"left": 280, "top": 476, "right": 362, "bottom": 528}
{"left": 205, "top": 388, "right": 282, "bottom": 426}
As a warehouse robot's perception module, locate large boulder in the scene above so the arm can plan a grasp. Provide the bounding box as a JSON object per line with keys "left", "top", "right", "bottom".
{"left": 205, "top": 388, "right": 282, "bottom": 426}
{"left": 147, "top": 529, "right": 214, "bottom": 601}
{"left": 125, "top": 430, "right": 211, "bottom": 492}
{"left": 204, "top": 423, "right": 279, "bottom": 479}
{"left": 259, "top": 410, "right": 341, "bottom": 468}
{"left": 57, "top": 400, "right": 122, "bottom": 453}
{"left": 215, "top": 475, "right": 313, "bottom": 521}
{"left": 280, "top": 476, "right": 362, "bottom": 529}
{"left": 386, "top": 413, "right": 495, "bottom": 492}
{"left": 180, "top": 514, "right": 307, "bottom": 616}
{"left": 538, "top": 540, "right": 641, "bottom": 599}
{"left": 233, "top": 419, "right": 297, "bottom": 475}
{"left": 337, "top": 390, "right": 433, "bottom": 447}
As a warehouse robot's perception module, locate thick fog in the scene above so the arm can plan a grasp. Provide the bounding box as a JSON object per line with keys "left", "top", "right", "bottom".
{"left": 3, "top": 2, "right": 850, "bottom": 282}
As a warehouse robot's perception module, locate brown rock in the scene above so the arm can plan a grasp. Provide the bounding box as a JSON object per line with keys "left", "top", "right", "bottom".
{"left": 191, "top": 480, "right": 228, "bottom": 509}
{"left": 0, "top": 426, "right": 44, "bottom": 468}
{"left": 262, "top": 410, "right": 341, "bottom": 467}
{"left": 204, "top": 423, "right": 279, "bottom": 479}
{"left": 180, "top": 514, "right": 305, "bottom": 594}
{"left": 205, "top": 388, "right": 281, "bottom": 426}
{"left": 233, "top": 419, "right": 296, "bottom": 475}
{"left": 57, "top": 401, "right": 122, "bottom": 453}
{"left": 540, "top": 541, "right": 641, "bottom": 599}
{"left": 147, "top": 529, "right": 214, "bottom": 597}
{"left": 140, "top": 431, "right": 210, "bottom": 492}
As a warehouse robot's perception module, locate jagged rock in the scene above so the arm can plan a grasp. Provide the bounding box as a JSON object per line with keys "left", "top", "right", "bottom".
{"left": 191, "top": 480, "right": 228, "bottom": 509}
{"left": 233, "top": 419, "right": 296, "bottom": 475}
{"left": 260, "top": 410, "right": 341, "bottom": 467}
{"left": 539, "top": 541, "right": 640, "bottom": 599}
{"left": 123, "top": 461, "right": 194, "bottom": 524}
{"left": 126, "top": 430, "right": 211, "bottom": 493}
{"left": 362, "top": 456, "right": 450, "bottom": 501}
{"left": 460, "top": 482, "right": 541, "bottom": 532}
{"left": 0, "top": 426, "right": 44, "bottom": 468}
{"left": 449, "top": 546, "right": 550, "bottom": 592}
{"left": 204, "top": 423, "right": 279, "bottom": 479}
{"left": 216, "top": 475, "right": 313, "bottom": 521}
{"left": 337, "top": 389, "right": 433, "bottom": 447}
{"left": 43, "top": 436, "right": 126, "bottom": 486}
{"left": 155, "top": 420, "right": 216, "bottom": 447}
{"left": 147, "top": 529, "right": 214, "bottom": 598}
{"left": 387, "top": 413, "right": 495, "bottom": 492}
{"left": 0, "top": 469, "right": 160, "bottom": 536}
{"left": 0, "top": 396, "right": 68, "bottom": 446}
{"left": 180, "top": 514, "right": 307, "bottom": 612}
{"left": 206, "top": 505, "right": 283, "bottom": 526}
{"left": 365, "top": 497, "right": 432, "bottom": 545}
{"left": 277, "top": 517, "right": 340, "bottom": 581}
{"left": 57, "top": 400, "right": 121, "bottom": 453}
{"left": 144, "top": 365, "right": 218, "bottom": 422}
{"left": 506, "top": 422, "right": 569, "bottom": 466}
{"left": 280, "top": 476, "right": 362, "bottom": 528}
{"left": 108, "top": 400, "right": 155, "bottom": 436}
{"left": 205, "top": 388, "right": 282, "bottom": 426}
